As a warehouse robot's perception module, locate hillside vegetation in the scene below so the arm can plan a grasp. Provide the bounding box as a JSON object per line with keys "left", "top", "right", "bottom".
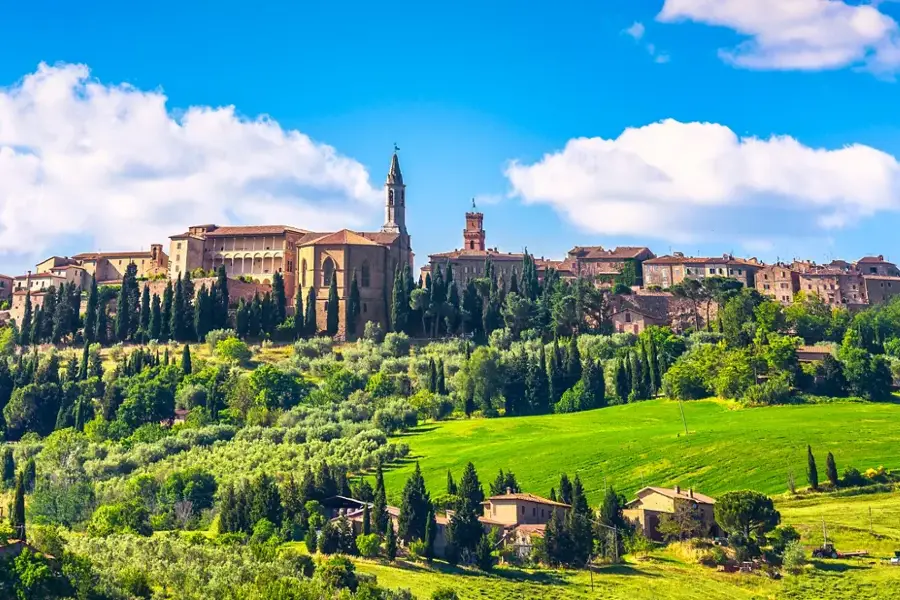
{"left": 383, "top": 399, "right": 900, "bottom": 503}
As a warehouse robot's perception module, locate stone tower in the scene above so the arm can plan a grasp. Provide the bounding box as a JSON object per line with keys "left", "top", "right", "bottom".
{"left": 382, "top": 150, "right": 406, "bottom": 234}
{"left": 463, "top": 199, "right": 485, "bottom": 251}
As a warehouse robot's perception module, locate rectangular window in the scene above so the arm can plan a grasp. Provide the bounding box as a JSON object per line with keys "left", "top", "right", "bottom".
{"left": 520, "top": 506, "right": 525, "bottom": 515}
{"left": 532, "top": 507, "right": 536, "bottom": 516}
{"left": 177, "top": 242, "right": 182, "bottom": 249}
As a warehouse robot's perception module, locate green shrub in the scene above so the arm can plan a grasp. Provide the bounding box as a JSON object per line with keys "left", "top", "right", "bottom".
{"left": 431, "top": 588, "right": 460, "bottom": 600}
{"left": 356, "top": 533, "right": 381, "bottom": 558}
{"left": 782, "top": 540, "right": 806, "bottom": 574}
{"left": 206, "top": 329, "right": 238, "bottom": 353}
{"left": 216, "top": 337, "right": 251, "bottom": 365}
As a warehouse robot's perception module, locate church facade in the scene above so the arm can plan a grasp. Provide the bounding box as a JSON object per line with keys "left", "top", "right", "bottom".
{"left": 166, "top": 151, "right": 413, "bottom": 337}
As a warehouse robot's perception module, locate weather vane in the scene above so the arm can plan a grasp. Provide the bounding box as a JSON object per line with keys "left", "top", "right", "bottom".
{"left": 393, "top": 142, "right": 400, "bottom": 153}
{"left": 472, "top": 197, "right": 477, "bottom": 209}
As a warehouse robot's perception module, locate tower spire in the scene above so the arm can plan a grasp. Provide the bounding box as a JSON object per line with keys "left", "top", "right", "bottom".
{"left": 382, "top": 146, "right": 406, "bottom": 234}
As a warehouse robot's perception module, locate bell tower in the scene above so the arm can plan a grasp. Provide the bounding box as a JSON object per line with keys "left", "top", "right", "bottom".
{"left": 464, "top": 198, "right": 485, "bottom": 251}
{"left": 382, "top": 146, "right": 406, "bottom": 234}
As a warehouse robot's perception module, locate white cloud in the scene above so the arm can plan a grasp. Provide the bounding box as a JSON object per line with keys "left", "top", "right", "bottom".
{"left": 0, "top": 63, "right": 382, "bottom": 264}
{"left": 658, "top": 0, "right": 900, "bottom": 72}
{"left": 624, "top": 21, "right": 646, "bottom": 40}
{"left": 505, "top": 119, "right": 900, "bottom": 245}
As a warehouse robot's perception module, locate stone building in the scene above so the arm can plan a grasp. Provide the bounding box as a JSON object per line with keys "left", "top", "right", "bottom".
{"left": 863, "top": 275, "right": 900, "bottom": 305}
{"left": 756, "top": 264, "right": 800, "bottom": 305}
{"left": 72, "top": 245, "right": 168, "bottom": 282}
{"left": 623, "top": 486, "right": 718, "bottom": 542}
{"left": 426, "top": 203, "right": 529, "bottom": 287}
{"left": 796, "top": 267, "right": 866, "bottom": 307}
{"left": 565, "top": 245, "right": 655, "bottom": 285}
{"left": 0, "top": 274, "right": 11, "bottom": 302}
{"left": 642, "top": 253, "right": 761, "bottom": 289}
{"left": 168, "top": 224, "right": 304, "bottom": 306}
{"left": 13, "top": 272, "right": 68, "bottom": 293}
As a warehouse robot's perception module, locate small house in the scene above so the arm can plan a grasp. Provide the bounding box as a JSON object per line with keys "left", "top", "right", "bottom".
{"left": 623, "top": 486, "right": 718, "bottom": 541}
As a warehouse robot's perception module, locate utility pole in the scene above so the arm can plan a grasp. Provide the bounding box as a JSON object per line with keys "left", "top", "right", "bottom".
{"left": 678, "top": 400, "right": 688, "bottom": 435}
{"left": 869, "top": 507, "right": 873, "bottom": 534}
{"left": 822, "top": 517, "right": 828, "bottom": 546}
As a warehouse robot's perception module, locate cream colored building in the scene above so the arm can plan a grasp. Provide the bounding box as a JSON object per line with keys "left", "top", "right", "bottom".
{"left": 623, "top": 486, "right": 717, "bottom": 541}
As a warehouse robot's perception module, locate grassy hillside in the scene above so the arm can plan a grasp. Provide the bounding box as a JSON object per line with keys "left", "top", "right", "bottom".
{"left": 352, "top": 490, "right": 900, "bottom": 599}
{"left": 383, "top": 399, "right": 900, "bottom": 503}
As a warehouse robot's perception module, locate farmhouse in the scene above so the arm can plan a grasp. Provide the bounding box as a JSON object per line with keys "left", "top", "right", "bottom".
{"left": 623, "top": 486, "right": 718, "bottom": 542}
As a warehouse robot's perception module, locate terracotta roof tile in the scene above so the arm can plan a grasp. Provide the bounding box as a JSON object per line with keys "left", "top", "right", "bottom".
{"left": 569, "top": 246, "right": 653, "bottom": 260}
{"left": 429, "top": 249, "right": 526, "bottom": 261}
{"left": 857, "top": 255, "right": 891, "bottom": 264}
{"left": 72, "top": 251, "right": 156, "bottom": 260}
{"left": 14, "top": 272, "right": 65, "bottom": 280}
{"left": 637, "top": 486, "right": 715, "bottom": 505}
{"left": 484, "top": 493, "right": 571, "bottom": 508}
{"left": 299, "top": 229, "right": 380, "bottom": 247}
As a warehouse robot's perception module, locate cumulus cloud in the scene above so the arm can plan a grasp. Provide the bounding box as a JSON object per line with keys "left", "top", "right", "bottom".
{"left": 624, "top": 21, "right": 646, "bottom": 40}
{"left": 0, "top": 63, "right": 382, "bottom": 264}
{"left": 658, "top": 0, "right": 900, "bottom": 73}
{"left": 505, "top": 119, "right": 900, "bottom": 245}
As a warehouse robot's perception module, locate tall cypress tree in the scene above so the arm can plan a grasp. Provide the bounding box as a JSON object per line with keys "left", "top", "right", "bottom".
{"left": 216, "top": 265, "right": 229, "bottom": 329}
{"left": 304, "top": 286, "right": 317, "bottom": 336}
{"left": 391, "top": 268, "right": 408, "bottom": 333}
{"left": 436, "top": 359, "right": 446, "bottom": 395}
{"left": 398, "top": 462, "right": 431, "bottom": 543}
{"left": 115, "top": 272, "right": 131, "bottom": 342}
{"left": 83, "top": 275, "right": 99, "bottom": 345}
{"left": 373, "top": 464, "right": 389, "bottom": 536}
{"left": 807, "top": 445, "right": 819, "bottom": 490}
{"left": 0, "top": 447, "right": 14, "bottom": 489}
{"left": 10, "top": 469, "right": 25, "bottom": 540}
{"left": 272, "top": 271, "right": 287, "bottom": 325}
{"left": 347, "top": 273, "right": 361, "bottom": 338}
{"left": 182, "top": 344, "right": 192, "bottom": 375}
{"left": 826, "top": 452, "right": 838, "bottom": 487}
{"left": 326, "top": 274, "right": 339, "bottom": 336}
{"left": 149, "top": 293, "right": 162, "bottom": 341}
{"left": 194, "top": 284, "right": 213, "bottom": 341}
{"left": 139, "top": 285, "right": 151, "bottom": 342}
{"left": 293, "top": 287, "right": 304, "bottom": 340}
{"left": 385, "top": 519, "right": 397, "bottom": 561}
{"left": 31, "top": 306, "right": 44, "bottom": 346}
{"left": 525, "top": 346, "right": 550, "bottom": 415}
{"left": 19, "top": 291, "right": 33, "bottom": 346}
{"left": 564, "top": 334, "right": 582, "bottom": 390}
{"left": 647, "top": 336, "right": 661, "bottom": 395}
{"left": 96, "top": 302, "right": 108, "bottom": 346}
{"left": 161, "top": 280, "right": 173, "bottom": 343}
{"left": 171, "top": 276, "right": 185, "bottom": 341}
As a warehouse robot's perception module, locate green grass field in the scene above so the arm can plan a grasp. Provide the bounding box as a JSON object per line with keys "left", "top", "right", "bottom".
{"left": 383, "top": 399, "right": 900, "bottom": 505}
{"left": 352, "top": 490, "right": 900, "bottom": 599}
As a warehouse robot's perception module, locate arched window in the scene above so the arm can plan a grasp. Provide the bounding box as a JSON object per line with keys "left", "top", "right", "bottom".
{"left": 469, "top": 241, "right": 474, "bottom": 250}
{"left": 301, "top": 259, "right": 307, "bottom": 287}
{"left": 323, "top": 257, "right": 335, "bottom": 286}
{"left": 388, "top": 189, "right": 394, "bottom": 206}
{"left": 361, "top": 261, "right": 371, "bottom": 287}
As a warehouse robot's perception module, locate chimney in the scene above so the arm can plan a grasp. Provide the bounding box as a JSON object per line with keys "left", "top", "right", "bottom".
{"left": 674, "top": 485, "right": 681, "bottom": 495}
{"left": 505, "top": 487, "right": 512, "bottom": 495}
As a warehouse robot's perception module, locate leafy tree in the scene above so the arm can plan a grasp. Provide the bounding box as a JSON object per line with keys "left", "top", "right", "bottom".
{"left": 714, "top": 490, "right": 780, "bottom": 539}
{"left": 657, "top": 501, "right": 703, "bottom": 541}
{"left": 826, "top": 452, "right": 838, "bottom": 487}
{"left": 807, "top": 445, "right": 818, "bottom": 490}
{"left": 88, "top": 500, "right": 152, "bottom": 537}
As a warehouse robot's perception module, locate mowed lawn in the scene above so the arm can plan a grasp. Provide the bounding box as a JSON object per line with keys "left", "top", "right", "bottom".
{"left": 383, "top": 399, "right": 900, "bottom": 504}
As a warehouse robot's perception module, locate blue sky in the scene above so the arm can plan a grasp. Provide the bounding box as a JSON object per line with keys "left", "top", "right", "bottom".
{"left": 4, "top": 0, "right": 900, "bottom": 273}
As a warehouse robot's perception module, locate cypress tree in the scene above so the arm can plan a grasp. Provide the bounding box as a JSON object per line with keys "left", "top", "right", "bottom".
{"left": 807, "top": 445, "right": 819, "bottom": 490}
{"left": 23, "top": 458, "right": 35, "bottom": 493}
{"left": 326, "top": 274, "right": 339, "bottom": 336}
{"left": 293, "top": 287, "right": 304, "bottom": 340}
{"left": 436, "top": 359, "right": 446, "bottom": 395}
{"left": 362, "top": 503, "right": 371, "bottom": 536}
{"left": 347, "top": 273, "right": 361, "bottom": 338}
{"left": 31, "top": 306, "right": 44, "bottom": 346}
{"left": 630, "top": 351, "right": 644, "bottom": 401}
{"left": 115, "top": 276, "right": 131, "bottom": 342}
{"left": 139, "top": 285, "right": 151, "bottom": 341}
{"left": 526, "top": 346, "right": 550, "bottom": 414}
{"left": 149, "top": 293, "right": 162, "bottom": 341}
{"left": 398, "top": 462, "right": 431, "bottom": 543}
{"left": 10, "top": 470, "right": 25, "bottom": 540}
{"left": 558, "top": 473, "right": 573, "bottom": 506}
{"left": 826, "top": 452, "right": 838, "bottom": 487}
{"left": 216, "top": 265, "right": 229, "bottom": 329}
{"left": 446, "top": 471, "right": 457, "bottom": 496}
{"left": 182, "top": 344, "right": 192, "bottom": 375}
{"left": 648, "top": 336, "right": 661, "bottom": 394}
{"left": 571, "top": 475, "right": 590, "bottom": 516}
{"left": 615, "top": 359, "right": 629, "bottom": 403}
{"left": 385, "top": 519, "right": 397, "bottom": 561}
{"left": 0, "top": 447, "right": 14, "bottom": 489}
{"left": 391, "top": 267, "right": 407, "bottom": 333}
{"left": 272, "top": 271, "right": 287, "bottom": 325}
{"left": 194, "top": 284, "right": 213, "bottom": 341}
{"left": 19, "top": 291, "right": 33, "bottom": 346}
{"left": 171, "top": 276, "right": 185, "bottom": 341}
{"left": 548, "top": 339, "right": 565, "bottom": 403}
{"left": 373, "top": 465, "right": 389, "bottom": 535}
{"left": 235, "top": 298, "right": 249, "bottom": 338}
{"left": 83, "top": 275, "right": 99, "bottom": 345}
{"left": 564, "top": 334, "right": 582, "bottom": 390}
{"left": 304, "top": 286, "right": 317, "bottom": 336}
{"left": 424, "top": 509, "right": 437, "bottom": 561}
{"left": 161, "top": 280, "right": 173, "bottom": 343}
{"left": 428, "top": 358, "right": 438, "bottom": 393}
{"left": 78, "top": 343, "right": 89, "bottom": 381}
{"left": 582, "top": 358, "right": 606, "bottom": 410}
{"left": 640, "top": 341, "right": 652, "bottom": 397}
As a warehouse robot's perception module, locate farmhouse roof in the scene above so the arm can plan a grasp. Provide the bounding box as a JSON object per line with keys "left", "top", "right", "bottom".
{"left": 484, "top": 492, "right": 571, "bottom": 508}
{"left": 632, "top": 486, "right": 715, "bottom": 505}
{"left": 567, "top": 246, "right": 652, "bottom": 260}
{"left": 857, "top": 255, "right": 891, "bottom": 264}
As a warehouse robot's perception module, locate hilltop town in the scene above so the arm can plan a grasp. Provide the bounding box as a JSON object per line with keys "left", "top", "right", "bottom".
{"left": 2, "top": 149, "right": 898, "bottom": 341}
